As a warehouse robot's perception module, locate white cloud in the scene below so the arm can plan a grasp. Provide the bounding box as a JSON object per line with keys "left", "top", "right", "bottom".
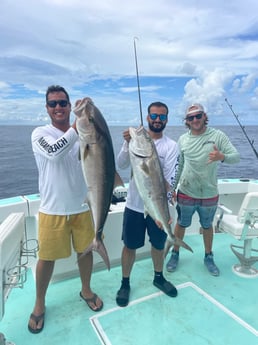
{"left": 250, "top": 87, "right": 258, "bottom": 109}
{"left": 237, "top": 73, "right": 258, "bottom": 93}
{"left": 0, "top": 0, "right": 258, "bottom": 124}
{"left": 183, "top": 68, "right": 234, "bottom": 112}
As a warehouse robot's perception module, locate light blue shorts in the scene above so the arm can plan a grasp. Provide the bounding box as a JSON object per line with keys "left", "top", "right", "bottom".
{"left": 176, "top": 191, "right": 218, "bottom": 229}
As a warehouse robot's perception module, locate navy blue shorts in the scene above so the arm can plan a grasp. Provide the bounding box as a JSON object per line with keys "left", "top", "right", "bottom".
{"left": 122, "top": 207, "right": 167, "bottom": 250}
{"left": 176, "top": 191, "right": 218, "bottom": 229}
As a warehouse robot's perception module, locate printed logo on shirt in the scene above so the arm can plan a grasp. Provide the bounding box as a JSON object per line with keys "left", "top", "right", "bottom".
{"left": 202, "top": 140, "right": 215, "bottom": 146}
{"left": 38, "top": 136, "right": 68, "bottom": 153}
{"left": 170, "top": 154, "right": 180, "bottom": 190}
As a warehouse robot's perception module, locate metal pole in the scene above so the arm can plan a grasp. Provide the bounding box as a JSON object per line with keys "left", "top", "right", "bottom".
{"left": 225, "top": 98, "right": 258, "bottom": 159}
{"left": 133, "top": 37, "right": 143, "bottom": 126}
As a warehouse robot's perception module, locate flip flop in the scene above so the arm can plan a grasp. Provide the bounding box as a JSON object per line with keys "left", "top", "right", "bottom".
{"left": 28, "top": 312, "right": 45, "bottom": 334}
{"left": 79, "top": 292, "right": 103, "bottom": 312}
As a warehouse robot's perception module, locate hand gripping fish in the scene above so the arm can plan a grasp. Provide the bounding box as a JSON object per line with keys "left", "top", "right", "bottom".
{"left": 74, "top": 97, "right": 123, "bottom": 270}
{"left": 128, "top": 126, "right": 193, "bottom": 256}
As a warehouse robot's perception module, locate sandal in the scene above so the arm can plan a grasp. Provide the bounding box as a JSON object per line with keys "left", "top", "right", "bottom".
{"left": 79, "top": 292, "right": 103, "bottom": 312}
{"left": 28, "top": 312, "right": 45, "bottom": 334}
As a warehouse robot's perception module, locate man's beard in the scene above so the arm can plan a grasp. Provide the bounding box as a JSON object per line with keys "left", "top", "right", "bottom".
{"left": 148, "top": 122, "right": 166, "bottom": 133}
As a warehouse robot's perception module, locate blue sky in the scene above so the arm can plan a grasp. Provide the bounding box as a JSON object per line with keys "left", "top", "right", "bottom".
{"left": 0, "top": 0, "right": 258, "bottom": 126}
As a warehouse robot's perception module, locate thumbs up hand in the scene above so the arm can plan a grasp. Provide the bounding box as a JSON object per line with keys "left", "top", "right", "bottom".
{"left": 208, "top": 145, "right": 225, "bottom": 164}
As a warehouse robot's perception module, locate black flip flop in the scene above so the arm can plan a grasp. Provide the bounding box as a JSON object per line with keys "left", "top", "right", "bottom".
{"left": 28, "top": 312, "right": 45, "bottom": 334}
{"left": 80, "top": 292, "right": 103, "bottom": 312}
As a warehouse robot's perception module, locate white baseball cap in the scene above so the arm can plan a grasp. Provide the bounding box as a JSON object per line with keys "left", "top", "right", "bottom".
{"left": 185, "top": 103, "right": 205, "bottom": 116}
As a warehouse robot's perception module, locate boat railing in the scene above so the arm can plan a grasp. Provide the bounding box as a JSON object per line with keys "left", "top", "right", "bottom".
{"left": 4, "top": 237, "right": 38, "bottom": 296}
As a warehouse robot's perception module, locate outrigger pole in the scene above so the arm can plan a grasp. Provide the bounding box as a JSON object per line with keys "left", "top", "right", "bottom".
{"left": 133, "top": 37, "right": 143, "bottom": 126}
{"left": 225, "top": 98, "right": 258, "bottom": 159}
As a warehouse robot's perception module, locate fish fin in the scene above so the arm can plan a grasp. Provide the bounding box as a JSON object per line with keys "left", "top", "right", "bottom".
{"left": 141, "top": 162, "right": 150, "bottom": 175}
{"left": 114, "top": 171, "right": 124, "bottom": 188}
{"left": 83, "top": 145, "right": 90, "bottom": 160}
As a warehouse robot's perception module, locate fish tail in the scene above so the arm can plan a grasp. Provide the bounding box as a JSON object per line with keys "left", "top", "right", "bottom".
{"left": 164, "top": 239, "right": 173, "bottom": 258}
{"left": 78, "top": 238, "right": 111, "bottom": 270}
{"left": 164, "top": 237, "right": 193, "bottom": 257}
{"left": 174, "top": 237, "right": 193, "bottom": 253}
{"left": 95, "top": 238, "right": 111, "bottom": 270}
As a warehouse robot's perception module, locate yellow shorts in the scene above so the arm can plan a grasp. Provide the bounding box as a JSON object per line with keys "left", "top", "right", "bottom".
{"left": 38, "top": 211, "right": 95, "bottom": 260}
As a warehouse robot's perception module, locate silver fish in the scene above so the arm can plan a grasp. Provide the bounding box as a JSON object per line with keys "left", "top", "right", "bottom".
{"left": 74, "top": 97, "right": 123, "bottom": 270}
{"left": 128, "top": 126, "right": 193, "bottom": 256}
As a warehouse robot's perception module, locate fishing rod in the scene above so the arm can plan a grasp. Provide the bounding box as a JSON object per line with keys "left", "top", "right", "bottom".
{"left": 133, "top": 37, "right": 143, "bottom": 126}
{"left": 225, "top": 98, "right": 258, "bottom": 159}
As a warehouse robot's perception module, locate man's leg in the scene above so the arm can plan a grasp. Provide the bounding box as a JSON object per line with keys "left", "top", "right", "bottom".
{"left": 28, "top": 259, "right": 54, "bottom": 332}
{"left": 78, "top": 251, "right": 103, "bottom": 311}
{"left": 116, "top": 246, "right": 136, "bottom": 307}
{"left": 203, "top": 227, "right": 220, "bottom": 276}
{"left": 202, "top": 226, "right": 213, "bottom": 254}
{"left": 152, "top": 246, "right": 177, "bottom": 297}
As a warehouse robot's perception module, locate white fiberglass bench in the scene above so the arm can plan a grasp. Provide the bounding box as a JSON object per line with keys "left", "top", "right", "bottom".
{"left": 216, "top": 192, "right": 258, "bottom": 278}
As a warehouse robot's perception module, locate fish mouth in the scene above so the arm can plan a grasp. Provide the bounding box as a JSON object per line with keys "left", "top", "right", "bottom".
{"left": 73, "top": 97, "right": 94, "bottom": 116}
{"left": 129, "top": 125, "right": 145, "bottom": 138}
{"left": 135, "top": 125, "right": 145, "bottom": 135}
{"left": 129, "top": 126, "right": 153, "bottom": 158}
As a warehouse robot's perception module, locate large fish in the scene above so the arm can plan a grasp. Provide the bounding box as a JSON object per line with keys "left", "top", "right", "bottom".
{"left": 128, "top": 126, "right": 193, "bottom": 256}
{"left": 74, "top": 97, "right": 123, "bottom": 270}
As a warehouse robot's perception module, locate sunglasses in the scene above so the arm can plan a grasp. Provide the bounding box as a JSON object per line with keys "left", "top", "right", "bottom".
{"left": 185, "top": 113, "right": 203, "bottom": 122}
{"left": 47, "top": 100, "right": 69, "bottom": 108}
{"left": 149, "top": 113, "right": 168, "bottom": 121}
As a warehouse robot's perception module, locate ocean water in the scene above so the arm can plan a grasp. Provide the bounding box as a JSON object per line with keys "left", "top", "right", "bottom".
{"left": 0, "top": 125, "right": 257, "bottom": 200}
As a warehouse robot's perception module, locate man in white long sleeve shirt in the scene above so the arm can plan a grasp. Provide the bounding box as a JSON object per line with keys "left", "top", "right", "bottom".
{"left": 116, "top": 102, "right": 179, "bottom": 307}
{"left": 28, "top": 85, "right": 103, "bottom": 334}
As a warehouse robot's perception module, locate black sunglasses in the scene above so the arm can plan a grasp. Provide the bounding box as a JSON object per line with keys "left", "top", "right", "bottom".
{"left": 47, "top": 100, "right": 69, "bottom": 108}
{"left": 185, "top": 113, "right": 203, "bottom": 122}
{"left": 149, "top": 113, "right": 168, "bottom": 121}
